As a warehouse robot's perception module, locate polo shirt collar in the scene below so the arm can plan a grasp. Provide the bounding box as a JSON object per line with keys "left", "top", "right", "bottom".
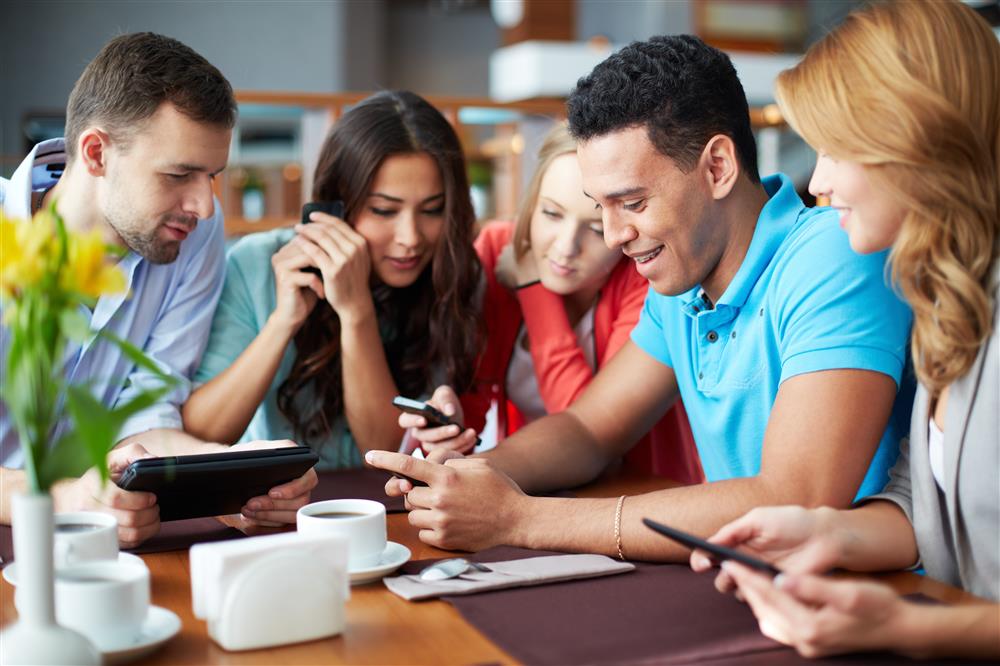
{"left": 4, "top": 139, "right": 67, "bottom": 219}
{"left": 716, "top": 173, "right": 803, "bottom": 309}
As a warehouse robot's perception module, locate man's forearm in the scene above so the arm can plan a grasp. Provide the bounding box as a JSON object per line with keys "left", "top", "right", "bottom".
{"left": 510, "top": 476, "right": 814, "bottom": 562}
{"left": 115, "top": 428, "right": 227, "bottom": 457}
{"left": 481, "top": 412, "right": 617, "bottom": 494}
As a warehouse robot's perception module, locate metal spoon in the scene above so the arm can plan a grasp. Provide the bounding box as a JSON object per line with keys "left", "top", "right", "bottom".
{"left": 418, "top": 558, "right": 492, "bottom": 581}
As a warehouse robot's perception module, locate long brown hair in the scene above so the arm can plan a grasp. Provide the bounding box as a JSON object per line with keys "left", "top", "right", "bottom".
{"left": 775, "top": 0, "right": 1000, "bottom": 395}
{"left": 278, "top": 91, "right": 483, "bottom": 444}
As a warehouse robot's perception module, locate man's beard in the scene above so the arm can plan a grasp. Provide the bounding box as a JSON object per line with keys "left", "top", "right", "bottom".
{"left": 106, "top": 213, "right": 190, "bottom": 265}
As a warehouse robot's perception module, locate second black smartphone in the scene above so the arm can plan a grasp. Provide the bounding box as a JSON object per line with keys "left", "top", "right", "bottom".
{"left": 642, "top": 517, "right": 782, "bottom": 577}
{"left": 301, "top": 200, "right": 344, "bottom": 225}
{"left": 392, "top": 396, "right": 458, "bottom": 429}
{"left": 300, "top": 201, "right": 345, "bottom": 276}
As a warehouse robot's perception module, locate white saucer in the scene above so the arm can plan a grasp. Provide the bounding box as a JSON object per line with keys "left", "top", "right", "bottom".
{"left": 102, "top": 605, "right": 181, "bottom": 664}
{"left": 349, "top": 541, "right": 411, "bottom": 585}
{"left": 2, "top": 551, "right": 145, "bottom": 586}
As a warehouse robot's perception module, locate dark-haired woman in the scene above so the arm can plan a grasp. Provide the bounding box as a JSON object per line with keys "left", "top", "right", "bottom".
{"left": 183, "top": 91, "right": 482, "bottom": 483}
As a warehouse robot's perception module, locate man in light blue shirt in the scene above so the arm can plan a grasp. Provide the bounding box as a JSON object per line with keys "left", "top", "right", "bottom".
{"left": 0, "top": 33, "right": 315, "bottom": 546}
{"left": 628, "top": 172, "right": 911, "bottom": 499}
{"left": 368, "top": 35, "right": 913, "bottom": 561}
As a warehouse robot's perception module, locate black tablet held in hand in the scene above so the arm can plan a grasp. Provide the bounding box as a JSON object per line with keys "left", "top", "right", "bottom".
{"left": 116, "top": 447, "right": 319, "bottom": 521}
{"left": 642, "top": 517, "right": 782, "bottom": 577}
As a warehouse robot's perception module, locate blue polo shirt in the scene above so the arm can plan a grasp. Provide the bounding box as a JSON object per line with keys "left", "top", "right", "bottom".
{"left": 632, "top": 174, "right": 912, "bottom": 499}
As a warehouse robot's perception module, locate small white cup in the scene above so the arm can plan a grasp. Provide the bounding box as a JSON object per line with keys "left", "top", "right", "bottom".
{"left": 55, "top": 559, "right": 150, "bottom": 651}
{"left": 297, "top": 499, "right": 387, "bottom": 570}
{"left": 54, "top": 512, "right": 118, "bottom": 569}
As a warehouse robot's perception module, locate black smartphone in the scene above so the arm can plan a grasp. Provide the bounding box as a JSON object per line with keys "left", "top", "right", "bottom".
{"left": 392, "top": 396, "right": 458, "bottom": 429}
{"left": 301, "top": 200, "right": 344, "bottom": 225}
{"left": 392, "top": 395, "right": 482, "bottom": 448}
{"left": 116, "top": 447, "right": 319, "bottom": 521}
{"left": 300, "top": 201, "right": 344, "bottom": 276}
{"left": 642, "top": 517, "right": 782, "bottom": 577}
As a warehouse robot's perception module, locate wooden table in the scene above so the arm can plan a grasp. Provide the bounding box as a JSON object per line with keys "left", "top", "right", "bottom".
{"left": 0, "top": 471, "right": 980, "bottom": 664}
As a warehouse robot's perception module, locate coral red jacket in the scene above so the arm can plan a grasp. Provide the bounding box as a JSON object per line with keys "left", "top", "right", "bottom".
{"left": 461, "top": 222, "right": 703, "bottom": 484}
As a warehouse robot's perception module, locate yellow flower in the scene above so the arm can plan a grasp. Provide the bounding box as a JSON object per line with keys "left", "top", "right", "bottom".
{"left": 0, "top": 214, "right": 55, "bottom": 296}
{"left": 61, "top": 228, "right": 126, "bottom": 299}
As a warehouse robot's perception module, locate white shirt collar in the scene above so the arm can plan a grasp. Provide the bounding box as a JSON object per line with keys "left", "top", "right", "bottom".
{"left": 5, "top": 138, "right": 67, "bottom": 219}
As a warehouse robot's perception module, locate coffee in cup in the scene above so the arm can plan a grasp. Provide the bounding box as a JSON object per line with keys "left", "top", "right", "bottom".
{"left": 55, "top": 559, "right": 150, "bottom": 651}
{"left": 310, "top": 512, "right": 368, "bottom": 519}
{"left": 54, "top": 512, "right": 118, "bottom": 569}
{"left": 297, "top": 499, "right": 386, "bottom": 569}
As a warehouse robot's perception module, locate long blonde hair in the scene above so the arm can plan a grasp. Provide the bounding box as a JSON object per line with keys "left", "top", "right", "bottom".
{"left": 512, "top": 123, "right": 578, "bottom": 259}
{"left": 775, "top": 0, "right": 1000, "bottom": 395}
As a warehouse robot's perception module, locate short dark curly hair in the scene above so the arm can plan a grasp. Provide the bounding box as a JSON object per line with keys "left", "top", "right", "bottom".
{"left": 567, "top": 35, "right": 760, "bottom": 184}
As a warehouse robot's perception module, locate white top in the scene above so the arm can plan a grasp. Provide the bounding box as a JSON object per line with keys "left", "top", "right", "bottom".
{"left": 506, "top": 307, "right": 596, "bottom": 424}
{"left": 928, "top": 416, "right": 946, "bottom": 491}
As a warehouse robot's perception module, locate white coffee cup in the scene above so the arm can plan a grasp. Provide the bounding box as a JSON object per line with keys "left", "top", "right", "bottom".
{"left": 55, "top": 559, "right": 150, "bottom": 651}
{"left": 54, "top": 512, "right": 118, "bottom": 569}
{"left": 297, "top": 499, "right": 386, "bottom": 569}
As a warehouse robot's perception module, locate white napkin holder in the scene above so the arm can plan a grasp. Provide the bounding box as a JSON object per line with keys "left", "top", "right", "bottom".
{"left": 190, "top": 531, "right": 349, "bottom": 651}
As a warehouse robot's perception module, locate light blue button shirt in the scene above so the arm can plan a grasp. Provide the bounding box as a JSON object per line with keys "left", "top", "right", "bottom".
{"left": 631, "top": 174, "right": 914, "bottom": 499}
{"left": 0, "top": 139, "right": 226, "bottom": 468}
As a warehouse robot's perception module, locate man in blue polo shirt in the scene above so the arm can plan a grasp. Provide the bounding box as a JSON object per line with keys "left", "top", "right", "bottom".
{"left": 367, "top": 35, "right": 912, "bottom": 561}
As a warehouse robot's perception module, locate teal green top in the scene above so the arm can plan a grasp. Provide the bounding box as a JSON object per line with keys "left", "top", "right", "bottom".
{"left": 195, "top": 228, "right": 363, "bottom": 470}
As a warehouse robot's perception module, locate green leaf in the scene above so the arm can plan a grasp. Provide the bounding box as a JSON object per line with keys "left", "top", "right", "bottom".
{"left": 64, "top": 386, "right": 120, "bottom": 485}
{"left": 100, "top": 332, "right": 176, "bottom": 386}
{"left": 59, "top": 308, "right": 92, "bottom": 344}
{"left": 63, "top": 382, "right": 173, "bottom": 485}
{"left": 36, "top": 431, "right": 93, "bottom": 490}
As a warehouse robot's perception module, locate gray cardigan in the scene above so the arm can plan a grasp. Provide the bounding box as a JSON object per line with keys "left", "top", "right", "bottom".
{"left": 869, "top": 265, "right": 999, "bottom": 601}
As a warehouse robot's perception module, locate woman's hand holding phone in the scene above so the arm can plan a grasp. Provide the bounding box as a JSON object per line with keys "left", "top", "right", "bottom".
{"left": 691, "top": 506, "right": 846, "bottom": 594}
{"left": 397, "top": 385, "right": 478, "bottom": 454}
{"left": 295, "top": 211, "right": 374, "bottom": 325}
{"left": 269, "top": 238, "right": 325, "bottom": 335}
{"left": 495, "top": 243, "right": 539, "bottom": 290}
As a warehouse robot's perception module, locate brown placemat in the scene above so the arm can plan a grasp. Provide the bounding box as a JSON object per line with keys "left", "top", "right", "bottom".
{"left": 0, "top": 467, "right": 404, "bottom": 561}
{"left": 313, "top": 467, "right": 406, "bottom": 513}
{"left": 409, "top": 547, "right": 958, "bottom": 666}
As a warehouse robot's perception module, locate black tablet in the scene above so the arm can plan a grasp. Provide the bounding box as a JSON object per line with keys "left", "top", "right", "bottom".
{"left": 116, "top": 447, "right": 319, "bottom": 521}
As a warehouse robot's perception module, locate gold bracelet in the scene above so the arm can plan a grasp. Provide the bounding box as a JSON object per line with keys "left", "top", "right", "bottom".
{"left": 614, "top": 495, "right": 627, "bottom": 561}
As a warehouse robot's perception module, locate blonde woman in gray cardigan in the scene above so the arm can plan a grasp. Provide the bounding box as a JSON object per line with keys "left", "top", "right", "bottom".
{"left": 690, "top": 1, "right": 999, "bottom": 660}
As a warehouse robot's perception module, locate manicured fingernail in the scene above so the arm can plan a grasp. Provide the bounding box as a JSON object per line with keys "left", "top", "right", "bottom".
{"left": 248, "top": 500, "right": 261, "bottom": 510}
{"left": 365, "top": 451, "right": 376, "bottom": 463}
{"left": 721, "top": 561, "right": 735, "bottom": 573}
{"left": 269, "top": 489, "right": 283, "bottom": 499}
{"left": 773, "top": 574, "right": 787, "bottom": 589}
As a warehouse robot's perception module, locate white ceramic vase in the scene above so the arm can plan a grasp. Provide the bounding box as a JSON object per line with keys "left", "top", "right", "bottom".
{"left": 1, "top": 493, "right": 100, "bottom": 665}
